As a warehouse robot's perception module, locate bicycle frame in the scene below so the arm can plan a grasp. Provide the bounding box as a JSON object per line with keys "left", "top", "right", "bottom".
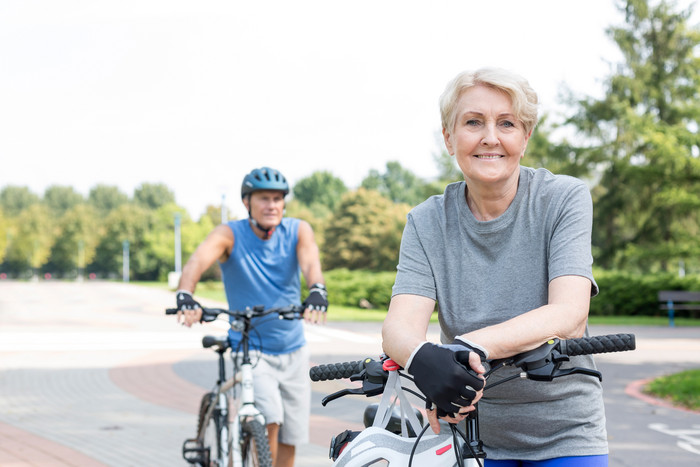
{"left": 167, "top": 305, "right": 303, "bottom": 467}
{"left": 229, "top": 315, "right": 268, "bottom": 466}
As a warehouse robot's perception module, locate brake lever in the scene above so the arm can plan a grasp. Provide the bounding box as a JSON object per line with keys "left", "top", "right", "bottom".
{"left": 321, "top": 365, "right": 387, "bottom": 406}
{"left": 321, "top": 387, "right": 366, "bottom": 406}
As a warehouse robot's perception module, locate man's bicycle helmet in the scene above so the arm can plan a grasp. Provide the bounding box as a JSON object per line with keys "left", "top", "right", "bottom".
{"left": 241, "top": 167, "right": 290, "bottom": 199}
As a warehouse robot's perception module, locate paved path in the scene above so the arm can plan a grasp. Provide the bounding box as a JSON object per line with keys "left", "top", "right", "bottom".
{"left": 0, "top": 281, "right": 699, "bottom": 466}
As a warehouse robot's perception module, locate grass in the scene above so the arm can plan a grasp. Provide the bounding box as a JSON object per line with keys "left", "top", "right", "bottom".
{"left": 645, "top": 369, "right": 700, "bottom": 412}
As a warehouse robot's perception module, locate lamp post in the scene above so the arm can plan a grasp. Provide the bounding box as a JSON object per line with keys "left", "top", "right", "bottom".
{"left": 168, "top": 213, "right": 183, "bottom": 289}
{"left": 221, "top": 194, "right": 227, "bottom": 224}
{"left": 122, "top": 240, "right": 129, "bottom": 282}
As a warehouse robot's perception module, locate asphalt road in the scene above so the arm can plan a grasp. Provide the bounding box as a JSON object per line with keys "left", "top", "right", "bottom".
{"left": 0, "top": 281, "right": 698, "bottom": 466}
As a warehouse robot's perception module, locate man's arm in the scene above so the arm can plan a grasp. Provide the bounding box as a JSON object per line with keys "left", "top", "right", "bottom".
{"left": 177, "top": 224, "right": 234, "bottom": 326}
{"left": 296, "top": 220, "right": 326, "bottom": 323}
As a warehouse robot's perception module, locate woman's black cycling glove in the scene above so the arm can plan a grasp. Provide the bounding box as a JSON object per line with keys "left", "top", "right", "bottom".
{"left": 406, "top": 342, "right": 485, "bottom": 417}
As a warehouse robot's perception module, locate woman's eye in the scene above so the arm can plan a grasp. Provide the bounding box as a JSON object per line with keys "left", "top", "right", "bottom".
{"left": 501, "top": 120, "right": 516, "bottom": 128}
{"left": 466, "top": 119, "right": 481, "bottom": 126}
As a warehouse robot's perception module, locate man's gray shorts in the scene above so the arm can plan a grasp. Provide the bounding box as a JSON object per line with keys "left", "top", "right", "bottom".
{"left": 243, "top": 345, "right": 310, "bottom": 445}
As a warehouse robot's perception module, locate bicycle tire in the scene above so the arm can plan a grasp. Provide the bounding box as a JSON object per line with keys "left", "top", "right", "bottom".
{"left": 198, "top": 392, "right": 228, "bottom": 467}
{"left": 240, "top": 419, "right": 272, "bottom": 467}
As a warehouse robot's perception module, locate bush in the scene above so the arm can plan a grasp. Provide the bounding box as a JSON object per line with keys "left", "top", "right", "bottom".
{"left": 304, "top": 268, "right": 396, "bottom": 310}
{"left": 315, "top": 268, "right": 700, "bottom": 317}
{"left": 591, "top": 270, "right": 700, "bottom": 316}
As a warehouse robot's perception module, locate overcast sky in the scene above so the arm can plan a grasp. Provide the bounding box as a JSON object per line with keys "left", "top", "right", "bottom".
{"left": 1, "top": 0, "right": 630, "bottom": 220}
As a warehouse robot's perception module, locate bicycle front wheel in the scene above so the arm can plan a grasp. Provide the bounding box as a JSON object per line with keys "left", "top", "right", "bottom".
{"left": 240, "top": 419, "right": 272, "bottom": 467}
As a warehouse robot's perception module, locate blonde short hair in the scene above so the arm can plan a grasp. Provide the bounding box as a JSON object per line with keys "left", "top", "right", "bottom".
{"left": 439, "top": 67, "right": 539, "bottom": 135}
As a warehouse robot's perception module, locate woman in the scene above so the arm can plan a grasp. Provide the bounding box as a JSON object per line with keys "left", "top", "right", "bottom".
{"left": 382, "top": 68, "right": 606, "bottom": 466}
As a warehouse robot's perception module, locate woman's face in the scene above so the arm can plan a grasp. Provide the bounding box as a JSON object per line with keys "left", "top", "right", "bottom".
{"left": 443, "top": 85, "right": 531, "bottom": 188}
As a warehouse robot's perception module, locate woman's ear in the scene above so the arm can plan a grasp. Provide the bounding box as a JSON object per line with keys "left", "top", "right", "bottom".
{"left": 443, "top": 127, "right": 455, "bottom": 156}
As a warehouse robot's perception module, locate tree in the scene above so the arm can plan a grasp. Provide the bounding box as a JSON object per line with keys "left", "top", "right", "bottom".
{"left": 0, "top": 186, "right": 40, "bottom": 217}
{"left": 88, "top": 185, "right": 129, "bottom": 217}
{"left": 0, "top": 208, "right": 8, "bottom": 265}
{"left": 43, "top": 185, "right": 84, "bottom": 217}
{"left": 361, "top": 161, "right": 432, "bottom": 206}
{"left": 293, "top": 171, "right": 348, "bottom": 213}
{"left": 5, "top": 204, "right": 55, "bottom": 277}
{"left": 48, "top": 204, "right": 101, "bottom": 277}
{"left": 91, "top": 204, "right": 151, "bottom": 278}
{"left": 323, "top": 188, "right": 411, "bottom": 271}
{"left": 522, "top": 115, "right": 592, "bottom": 180}
{"left": 133, "top": 183, "right": 176, "bottom": 209}
{"left": 567, "top": 0, "right": 700, "bottom": 271}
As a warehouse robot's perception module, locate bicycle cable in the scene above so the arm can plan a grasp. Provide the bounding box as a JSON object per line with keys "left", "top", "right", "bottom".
{"left": 407, "top": 422, "right": 432, "bottom": 467}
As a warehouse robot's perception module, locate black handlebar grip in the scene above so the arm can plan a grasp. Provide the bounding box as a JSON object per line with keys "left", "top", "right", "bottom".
{"left": 165, "top": 308, "right": 178, "bottom": 315}
{"left": 560, "top": 333, "right": 636, "bottom": 357}
{"left": 309, "top": 360, "right": 365, "bottom": 381}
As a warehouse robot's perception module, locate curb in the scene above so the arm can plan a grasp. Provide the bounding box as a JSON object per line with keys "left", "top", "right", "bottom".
{"left": 625, "top": 378, "right": 700, "bottom": 415}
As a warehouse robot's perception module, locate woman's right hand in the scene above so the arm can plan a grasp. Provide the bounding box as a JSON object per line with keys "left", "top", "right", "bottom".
{"left": 405, "top": 342, "right": 486, "bottom": 432}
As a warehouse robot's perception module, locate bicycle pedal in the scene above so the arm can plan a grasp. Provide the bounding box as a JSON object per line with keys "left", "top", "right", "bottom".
{"left": 182, "top": 438, "right": 208, "bottom": 465}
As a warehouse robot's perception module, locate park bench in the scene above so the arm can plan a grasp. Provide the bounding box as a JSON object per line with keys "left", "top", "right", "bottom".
{"left": 658, "top": 290, "right": 700, "bottom": 327}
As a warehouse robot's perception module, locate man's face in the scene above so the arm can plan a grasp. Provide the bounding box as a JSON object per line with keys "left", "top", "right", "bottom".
{"left": 244, "top": 190, "right": 285, "bottom": 229}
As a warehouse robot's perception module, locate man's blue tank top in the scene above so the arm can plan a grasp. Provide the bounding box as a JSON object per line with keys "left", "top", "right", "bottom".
{"left": 219, "top": 218, "right": 305, "bottom": 355}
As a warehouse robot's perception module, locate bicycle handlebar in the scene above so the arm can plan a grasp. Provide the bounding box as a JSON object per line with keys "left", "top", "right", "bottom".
{"left": 310, "top": 359, "right": 366, "bottom": 381}
{"left": 309, "top": 333, "right": 636, "bottom": 384}
{"left": 165, "top": 304, "right": 305, "bottom": 322}
{"left": 560, "top": 333, "right": 635, "bottom": 356}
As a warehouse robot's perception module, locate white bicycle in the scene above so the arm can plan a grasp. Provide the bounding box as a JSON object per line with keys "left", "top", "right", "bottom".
{"left": 166, "top": 304, "right": 304, "bottom": 467}
{"left": 310, "top": 333, "right": 637, "bottom": 467}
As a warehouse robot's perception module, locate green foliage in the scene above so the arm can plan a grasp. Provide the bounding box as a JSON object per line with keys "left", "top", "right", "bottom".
{"left": 0, "top": 208, "right": 7, "bottom": 264}
{"left": 293, "top": 171, "right": 347, "bottom": 212}
{"left": 590, "top": 269, "right": 700, "bottom": 316}
{"left": 361, "top": 161, "right": 434, "bottom": 206}
{"left": 48, "top": 204, "right": 101, "bottom": 275}
{"left": 320, "top": 268, "right": 397, "bottom": 309}
{"left": 91, "top": 203, "right": 151, "bottom": 278}
{"left": 43, "top": 185, "right": 84, "bottom": 216}
{"left": 566, "top": 0, "right": 700, "bottom": 272}
{"left": 6, "top": 204, "right": 55, "bottom": 274}
{"left": 323, "top": 188, "right": 411, "bottom": 271}
{"left": 646, "top": 368, "right": 700, "bottom": 411}
{"left": 0, "top": 186, "right": 40, "bottom": 217}
{"left": 133, "top": 183, "right": 176, "bottom": 209}
{"left": 88, "top": 185, "right": 129, "bottom": 217}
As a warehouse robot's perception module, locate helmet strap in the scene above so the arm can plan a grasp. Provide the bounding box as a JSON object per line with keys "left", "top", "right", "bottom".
{"left": 248, "top": 212, "right": 276, "bottom": 239}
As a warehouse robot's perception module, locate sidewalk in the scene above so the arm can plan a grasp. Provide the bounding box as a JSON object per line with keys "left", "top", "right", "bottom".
{"left": 0, "top": 281, "right": 699, "bottom": 466}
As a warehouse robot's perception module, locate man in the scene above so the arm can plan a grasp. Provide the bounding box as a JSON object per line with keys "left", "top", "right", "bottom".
{"left": 175, "top": 166, "right": 327, "bottom": 467}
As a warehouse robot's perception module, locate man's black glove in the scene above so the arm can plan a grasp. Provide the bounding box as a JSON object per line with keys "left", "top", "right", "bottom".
{"left": 303, "top": 283, "right": 328, "bottom": 312}
{"left": 406, "top": 342, "right": 485, "bottom": 417}
{"left": 176, "top": 290, "right": 201, "bottom": 311}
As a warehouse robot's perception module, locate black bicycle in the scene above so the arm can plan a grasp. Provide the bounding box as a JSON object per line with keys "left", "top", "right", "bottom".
{"left": 310, "top": 333, "right": 636, "bottom": 467}
{"left": 166, "top": 304, "right": 304, "bottom": 467}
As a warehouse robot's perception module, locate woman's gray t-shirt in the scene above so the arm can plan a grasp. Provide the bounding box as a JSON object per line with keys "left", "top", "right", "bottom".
{"left": 392, "top": 166, "right": 606, "bottom": 460}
